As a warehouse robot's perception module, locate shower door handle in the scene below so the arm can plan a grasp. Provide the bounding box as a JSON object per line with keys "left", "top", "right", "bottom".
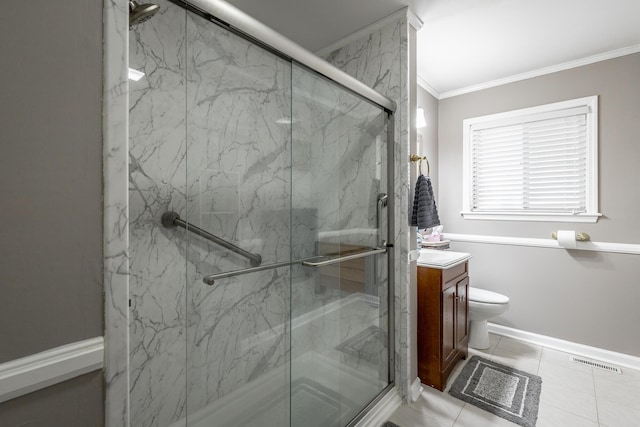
{"left": 377, "top": 193, "right": 388, "bottom": 248}
{"left": 301, "top": 247, "right": 387, "bottom": 267}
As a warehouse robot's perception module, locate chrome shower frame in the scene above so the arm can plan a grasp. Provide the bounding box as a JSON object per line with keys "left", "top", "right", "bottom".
{"left": 169, "top": 0, "right": 396, "bottom": 114}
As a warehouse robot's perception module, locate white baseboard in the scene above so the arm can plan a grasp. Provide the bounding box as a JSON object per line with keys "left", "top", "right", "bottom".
{"left": 409, "top": 377, "right": 423, "bottom": 402}
{"left": 354, "top": 386, "right": 402, "bottom": 427}
{"left": 488, "top": 323, "right": 640, "bottom": 372}
{"left": 0, "top": 337, "right": 104, "bottom": 403}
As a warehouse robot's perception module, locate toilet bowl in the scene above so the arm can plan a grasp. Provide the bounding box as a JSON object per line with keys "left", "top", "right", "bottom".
{"left": 468, "top": 287, "right": 509, "bottom": 349}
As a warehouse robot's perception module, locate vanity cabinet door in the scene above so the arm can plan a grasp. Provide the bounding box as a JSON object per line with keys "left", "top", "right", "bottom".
{"left": 456, "top": 276, "right": 469, "bottom": 351}
{"left": 442, "top": 284, "right": 457, "bottom": 367}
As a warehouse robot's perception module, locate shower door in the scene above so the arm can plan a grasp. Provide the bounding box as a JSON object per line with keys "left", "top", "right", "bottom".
{"left": 289, "top": 64, "right": 391, "bottom": 427}
{"left": 162, "top": 3, "right": 390, "bottom": 427}
{"left": 183, "top": 8, "right": 294, "bottom": 427}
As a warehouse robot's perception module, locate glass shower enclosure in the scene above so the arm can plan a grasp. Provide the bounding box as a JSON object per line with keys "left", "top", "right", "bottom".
{"left": 129, "top": 1, "right": 394, "bottom": 426}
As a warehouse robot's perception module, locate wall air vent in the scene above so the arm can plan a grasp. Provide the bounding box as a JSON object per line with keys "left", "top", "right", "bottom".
{"left": 570, "top": 356, "right": 622, "bottom": 374}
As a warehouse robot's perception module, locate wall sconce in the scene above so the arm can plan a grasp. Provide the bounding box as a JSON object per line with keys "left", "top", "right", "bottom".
{"left": 416, "top": 107, "right": 427, "bottom": 128}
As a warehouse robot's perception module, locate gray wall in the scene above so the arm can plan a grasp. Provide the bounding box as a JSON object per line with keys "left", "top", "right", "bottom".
{"left": 0, "top": 0, "right": 104, "bottom": 424}
{"left": 417, "top": 84, "right": 439, "bottom": 193}
{"left": 0, "top": 372, "right": 104, "bottom": 427}
{"left": 438, "top": 53, "right": 640, "bottom": 356}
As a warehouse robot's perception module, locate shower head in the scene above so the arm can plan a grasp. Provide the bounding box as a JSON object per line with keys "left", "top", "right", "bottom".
{"left": 129, "top": 1, "right": 159, "bottom": 28}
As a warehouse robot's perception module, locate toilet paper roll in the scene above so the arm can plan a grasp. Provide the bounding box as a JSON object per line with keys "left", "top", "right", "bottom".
{"left": 557, "top": 230, "right": 577, "bottom": 249}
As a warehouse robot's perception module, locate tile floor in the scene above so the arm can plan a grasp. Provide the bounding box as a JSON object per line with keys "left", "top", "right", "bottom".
{"left": 385, "top": 334, "right": 640, "bottom": 427}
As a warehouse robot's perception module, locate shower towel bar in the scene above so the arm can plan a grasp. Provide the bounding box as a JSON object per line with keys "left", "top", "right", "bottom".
{"left": 161, "top": 211, "right": 262, "bottom": 267}
{"left": 203, "top": 256, "right": 326, "bottom": 286}
{"left": 203, "top": 246, "right": 387, "bottom": 285}
{"left": 301, "top": 247, "right": 387, "bottom": 267}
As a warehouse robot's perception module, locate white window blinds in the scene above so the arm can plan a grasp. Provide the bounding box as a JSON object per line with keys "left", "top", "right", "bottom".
{"left": 462, "top": 96, "right": 600, "bottom": 222}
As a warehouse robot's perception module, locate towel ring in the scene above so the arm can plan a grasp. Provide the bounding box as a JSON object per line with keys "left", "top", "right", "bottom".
{"left": 409, "top": 154, "right": 430, "bottom": 176}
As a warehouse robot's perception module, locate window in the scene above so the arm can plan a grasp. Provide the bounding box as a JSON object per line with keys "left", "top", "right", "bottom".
{"left": 462, "top": 96, "right": 600, "bottom": 222}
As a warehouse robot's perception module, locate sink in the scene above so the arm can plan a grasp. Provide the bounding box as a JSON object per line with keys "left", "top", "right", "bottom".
{"left": 417, "top": 249, "right": 471, "bottom": 269}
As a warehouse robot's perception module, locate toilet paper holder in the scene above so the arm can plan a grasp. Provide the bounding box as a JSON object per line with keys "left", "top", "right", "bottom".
{"left": 551, "top": 231, "right": 591, "bottom": 242}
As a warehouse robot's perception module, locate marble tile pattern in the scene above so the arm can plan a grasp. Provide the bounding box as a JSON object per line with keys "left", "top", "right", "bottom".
{"left": 128, "top": 2, "right": 189, "bottom": 426}
{"left": 104, "top": 0, "right": 130, "bottom": 426}
{"left": 128, "top": 1, "right": 393, "bottom": 426}
{"left": 291, "top": 65, "right": 388, "bottom": 242}
{"left": 176, "top": 293, "right": 388, "bottom": 427}
{"left": 322, "top": 15, "right": 411, "bottom": 400}
{"left": 290, "top": 66, "right": 392, "bottom": 413}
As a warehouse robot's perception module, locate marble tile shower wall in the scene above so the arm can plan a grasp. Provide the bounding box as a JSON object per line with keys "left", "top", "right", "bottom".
{"left": 183, "top": 10, "right": 296, "bottom": 422}
{"left": 129, "top": 2, "right": 188, "bottom": 426}
{"left": 322, "top": 16, "right": 411, "bottom": 399}
{"left": 129, "top": 2, "right": 291, "bottom": 425}
{"left": 129, "top": 1, "right": 390, "bottom": 426}
{"left": 290, "top": 65, "right": 390, "bottom": 360}
{"left": 292, "top": 67, "right": 387, "bottom": 247}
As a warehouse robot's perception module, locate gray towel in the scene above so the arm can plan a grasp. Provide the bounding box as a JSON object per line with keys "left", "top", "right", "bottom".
{"left": 411, "top": 174, "right": 440, "bottom": 229}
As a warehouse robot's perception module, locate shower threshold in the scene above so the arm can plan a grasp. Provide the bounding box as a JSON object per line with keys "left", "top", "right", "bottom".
{"left": 169, "top": 293, "right": 388, "bottom": 427}
{"left": 170, "top": 352, "right": 386, "bottom": 427}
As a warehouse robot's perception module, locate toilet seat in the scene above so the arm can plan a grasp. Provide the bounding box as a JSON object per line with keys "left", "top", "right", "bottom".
{"left": 469, "top": 287, "right": 509, "bottom": 304}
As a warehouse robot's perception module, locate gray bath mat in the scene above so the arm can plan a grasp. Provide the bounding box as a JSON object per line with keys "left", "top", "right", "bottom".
{"left": 449, "top": 356, "right": 542, "bottom": 427}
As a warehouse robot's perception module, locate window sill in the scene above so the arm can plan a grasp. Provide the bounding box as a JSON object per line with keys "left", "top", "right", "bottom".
{"left": 460, "top": 211, "right": 602, "bottom": 223}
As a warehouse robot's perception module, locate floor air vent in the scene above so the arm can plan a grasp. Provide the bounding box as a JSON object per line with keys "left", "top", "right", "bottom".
{"left": 570, "top": 356, "right": 622, "bottom": 374}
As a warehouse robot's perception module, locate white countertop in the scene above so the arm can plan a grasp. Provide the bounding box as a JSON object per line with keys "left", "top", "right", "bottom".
{"left": 417, "top": 249, "right": 471, "bottom": 269}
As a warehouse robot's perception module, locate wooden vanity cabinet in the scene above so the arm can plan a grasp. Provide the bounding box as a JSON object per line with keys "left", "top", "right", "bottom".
{"left": 417, "top": 262, "right": 469, "bottom": 391}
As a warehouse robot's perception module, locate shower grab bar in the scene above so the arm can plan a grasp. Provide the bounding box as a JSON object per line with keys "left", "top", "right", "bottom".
{"left": 161, "top": 211, "right": 262, "bottom": 267}
{"left": 202, "top": 246, "right": 386, "bottom": 286}
{"left": 300, "top": 247, "right": 387, "bottom": 267}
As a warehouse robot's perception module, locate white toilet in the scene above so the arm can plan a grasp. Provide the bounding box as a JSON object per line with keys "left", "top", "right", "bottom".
{"left": 468, "top": 287, "right": 509, "bottom": 349}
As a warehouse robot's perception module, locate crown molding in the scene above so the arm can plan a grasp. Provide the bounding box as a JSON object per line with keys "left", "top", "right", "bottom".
{"left": 407, "top": 9, "right": 423, "bottom": 31}
{"left": 416, "top": 75, "right": 440, "bottom": 99}
{"left": 418, "top": 44, "right": 640, "bottom": 100}
{"left": 436, "top": 44, "right": 640, "bottom": 99}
